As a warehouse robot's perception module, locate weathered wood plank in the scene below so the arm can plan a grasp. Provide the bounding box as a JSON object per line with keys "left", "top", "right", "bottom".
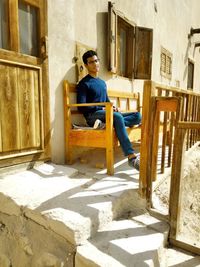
{"left": 105, "top": 102, "right": 114, "bottom": 175}
{"left": 63, "top": 80, "right": 73, "bottom": 164}
{"left": 9, "top": 0, "right": 19, "bottom": 52}
{"left": 170, "top": 238, "right": 200, "bottom": 256}
{"left": 33, "top": 69, "right": 42, "bottom": 147}
{"left": 18, "top": 68, "right": 36, "bottom": 149}
{"left": 169, "top": 132, "right": 186, "bottom": 239}
{"left": 156, "top": 98, "right": 179, "bottom": 112}
{"left": 177, "top": 121, "right": 200, "bottom": 129}
{"left": 0, "top": 150, "right": 44, "bottom": 167}
{"left": 169, "top": 96, "right": 185, "bottom": 239}
{"left": 69, "top": 130, "right": 107, "bottom": 148}
{"left": 167, "top": 112, "right": 175, "bottom": 167}
{"left": 0, "top": 120, "right": 2, "bottom": 152}
{"left": 151, "top": 98, "right": 160, "bottom": 182}
{"left": 140, "top": 80, "right": 156, "bottom": 197}
{"left": 0, "top": 64, "right": 20, "bottom": 152}
{"left": 23, "top": 0, "right": 40, "bottom": 7}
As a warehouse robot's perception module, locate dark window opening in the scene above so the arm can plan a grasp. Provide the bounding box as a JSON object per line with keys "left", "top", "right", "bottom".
{"left": 187, "top": 60, "right": 194, "bottom": 90}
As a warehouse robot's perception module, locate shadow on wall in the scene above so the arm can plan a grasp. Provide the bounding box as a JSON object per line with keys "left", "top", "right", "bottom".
{"left": 96, "top": 12, "right": 112, "bottom": 81}
{"left": 52, "top": 11, "right": 110, "bottom": 165}
{"left": 51, "top": 66, "right": 76, "bottom": 164}
{"left": 183, "top": 38, "right": 192, "bottom": 81}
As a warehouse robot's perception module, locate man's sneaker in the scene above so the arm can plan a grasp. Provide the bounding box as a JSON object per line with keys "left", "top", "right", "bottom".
{"left": 93, "top": 119, "right": 105, "bottom": 129}
{"left": 128, "top": 156, "right": 140, "bottom": 171}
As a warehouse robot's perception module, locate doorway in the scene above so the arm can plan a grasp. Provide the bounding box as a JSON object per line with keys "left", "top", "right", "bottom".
{"left": 0, "top": 0, "right": 50, "bottom": 167}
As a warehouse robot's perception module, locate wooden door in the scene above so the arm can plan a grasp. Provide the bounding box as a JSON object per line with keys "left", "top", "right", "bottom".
{"left": 0, "top": 0, "right": 50, "bottom": 167}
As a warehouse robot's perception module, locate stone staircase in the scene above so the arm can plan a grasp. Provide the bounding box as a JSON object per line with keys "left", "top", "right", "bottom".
{"left": 75, "top": 213, "right": 169, "bottom": 267}
{"left": 0, "top": 157, "right": 171, "bottom": 267}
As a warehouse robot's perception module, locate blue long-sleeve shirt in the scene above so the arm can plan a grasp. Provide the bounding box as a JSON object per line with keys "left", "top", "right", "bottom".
{"left": 77, "top": 74, "right": 110, "bottom": 118}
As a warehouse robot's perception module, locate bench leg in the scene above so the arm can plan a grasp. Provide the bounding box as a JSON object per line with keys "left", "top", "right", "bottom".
{"left": 106, "top": 146, "right": 114, "bottom": 175}
{"left": 66, "top": 144, "right": 73, "bottom": 164}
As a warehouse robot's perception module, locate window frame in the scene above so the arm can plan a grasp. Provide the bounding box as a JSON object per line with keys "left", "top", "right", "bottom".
{"left": 187, "top": 59, "right": 194, "bottom": 90}
{"left": 117, "top": 16, "right": 134, "bottom": 78}
{"left": 108, "top": 1, "right": 153, "bottom": 80}
{"left": 160, "top": 47, "right": 172, "bottom": 80}
{"left": 0, "top": 0, "right": 41, "bottom": 57}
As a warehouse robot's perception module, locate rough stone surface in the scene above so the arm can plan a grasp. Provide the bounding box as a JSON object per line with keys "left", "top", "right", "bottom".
{"left": 0, "top": 253, "right": 11, "bottom": 267}
{"left": 0, "top": 211, "right": 75, "bottom": 267}
{"left": 76, "top": 217, "right": 168, "bottom": 267}
{"left": 0, "top": 149, "right": 199, "bottom": 267}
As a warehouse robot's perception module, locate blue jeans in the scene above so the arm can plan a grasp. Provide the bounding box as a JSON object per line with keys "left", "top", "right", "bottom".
{"left": 85, "top": 110, "right": 141, "bottom": 156}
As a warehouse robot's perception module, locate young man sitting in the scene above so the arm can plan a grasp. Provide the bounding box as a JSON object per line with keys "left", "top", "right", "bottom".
{"left": 77, "top": 50, "right": 141, "bottom": 170}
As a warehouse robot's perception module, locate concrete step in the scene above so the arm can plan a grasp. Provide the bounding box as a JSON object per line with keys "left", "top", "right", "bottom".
{"left": 1, "top": 161, "right": 199, "bottom": 267}
{"left": 75, "top": 213, "right": 169, "bottom": 267}
{"left": 0, "top": 162, "right": 145, "bottom": 246}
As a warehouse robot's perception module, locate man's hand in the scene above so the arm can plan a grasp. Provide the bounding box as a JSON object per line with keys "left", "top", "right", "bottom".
{"left": 102, "top": 106, "right": 120, "bottom": 112}
{"left": 113, "top": 106, "right": 120, "bottom": 112}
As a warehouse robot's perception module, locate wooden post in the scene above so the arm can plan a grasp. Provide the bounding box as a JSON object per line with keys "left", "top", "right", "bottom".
{"left": 139, "top": 80, "right": 156, "bottom": 198}
{"left": 150, "top": 99, "right": 160, "bottom": 182}
{"left": 63, "top": 80, "right": 73, "bottom": 164}
{"left": 169, "top": 128, "right": 186, "bottom": 238}
{"left": 169, "top": 96, "right": 184, "bottom": 238}
{"left": 149, "top": 97, "right": 181, "bottom": 206}
{"left": 169, "top": 119, "right": 200, "bottom": 241}
{"left": 169, "top": 120, "right": 200, "bottom": 256}
{"left": 105, "top": 102, "right": 114, "bottom": 175}
{"left": 167, "top": 111, "right": 175, "bottom": 167}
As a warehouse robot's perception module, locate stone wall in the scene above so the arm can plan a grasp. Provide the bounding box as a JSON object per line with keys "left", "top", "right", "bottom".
{"left": 0, "top": 194, "right": 75, "bottom": 267}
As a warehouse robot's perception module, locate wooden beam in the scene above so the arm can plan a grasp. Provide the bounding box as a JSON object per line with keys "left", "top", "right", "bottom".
{"left": 108, "top": 90, "right": 139, "bottom": 99}
{"left": 23, "top": 0, "right": 40, "bottom": 7}
{"left": 69, "top": 130, "right": 107, "bottom": 148}
{"left": 178, "top": 121, "right": 200, "bottom": 129}
{"left": 9, "top": 0, "right": 19, "bottom": 52}
{"left": 170, "top": 238, "right": 200, "bottom": 256}
{"left": 155, "top": 97, "right": 179, "bottom": 112}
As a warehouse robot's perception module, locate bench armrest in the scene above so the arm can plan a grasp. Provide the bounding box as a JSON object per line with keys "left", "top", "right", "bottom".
{"left": 67, "top": 102, "right": 113, "bottom": 108}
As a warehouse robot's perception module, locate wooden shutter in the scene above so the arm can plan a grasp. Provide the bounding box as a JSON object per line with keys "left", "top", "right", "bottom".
{"left": 127, "top": 26, "right": 134, "bottom": 79}
{"left": 134, "top": 26, "right": 153, "bottom": 79}
{"left": 108, "top": 1, "right": 117, "bottom": 73}
{"left": 160, "top": 47, "right": 172, "bottom": 79}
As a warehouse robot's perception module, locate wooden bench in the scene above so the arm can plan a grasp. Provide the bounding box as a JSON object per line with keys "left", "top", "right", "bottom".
{"left": 63, "top": 80, "right": 141, "bottom": 175}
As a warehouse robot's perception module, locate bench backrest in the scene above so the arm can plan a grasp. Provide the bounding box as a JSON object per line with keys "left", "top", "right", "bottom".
{"left": 63, "top": 80, "right": 140, "bottom": 116}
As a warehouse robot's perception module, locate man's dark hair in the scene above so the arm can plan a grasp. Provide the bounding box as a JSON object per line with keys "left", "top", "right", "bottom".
{"left": 82, "top": 50, "right": 98, "bottom": 64}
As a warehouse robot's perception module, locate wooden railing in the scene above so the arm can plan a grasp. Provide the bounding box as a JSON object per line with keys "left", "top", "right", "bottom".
{"left": 139, "top": 80, "right": 200, "bottom": 200}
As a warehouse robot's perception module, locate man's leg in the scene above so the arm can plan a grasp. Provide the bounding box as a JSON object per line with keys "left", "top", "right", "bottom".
{"left": 113, "top": 112, "right": 134, "bottom": 156}
{"left": 85, "top": 110, "right": 106, "bottom": 126}
{"left": 113, "top": 112, "right": 140, "bottom": 170}
{"left": 122, "top": 112, "right": 141, "bottom": 127}
{"left": 86, "top": 110, "right": 140, "bottom": 170}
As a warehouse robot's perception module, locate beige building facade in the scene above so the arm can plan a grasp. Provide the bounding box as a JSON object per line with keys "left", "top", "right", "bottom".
{"left": 48, "top": 0, "right": 200, "bottom": 164}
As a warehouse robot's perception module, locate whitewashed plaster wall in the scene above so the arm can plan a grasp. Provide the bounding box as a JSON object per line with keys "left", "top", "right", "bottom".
{"left": 48, "top": 0, "right": 200, "bottom": 164}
